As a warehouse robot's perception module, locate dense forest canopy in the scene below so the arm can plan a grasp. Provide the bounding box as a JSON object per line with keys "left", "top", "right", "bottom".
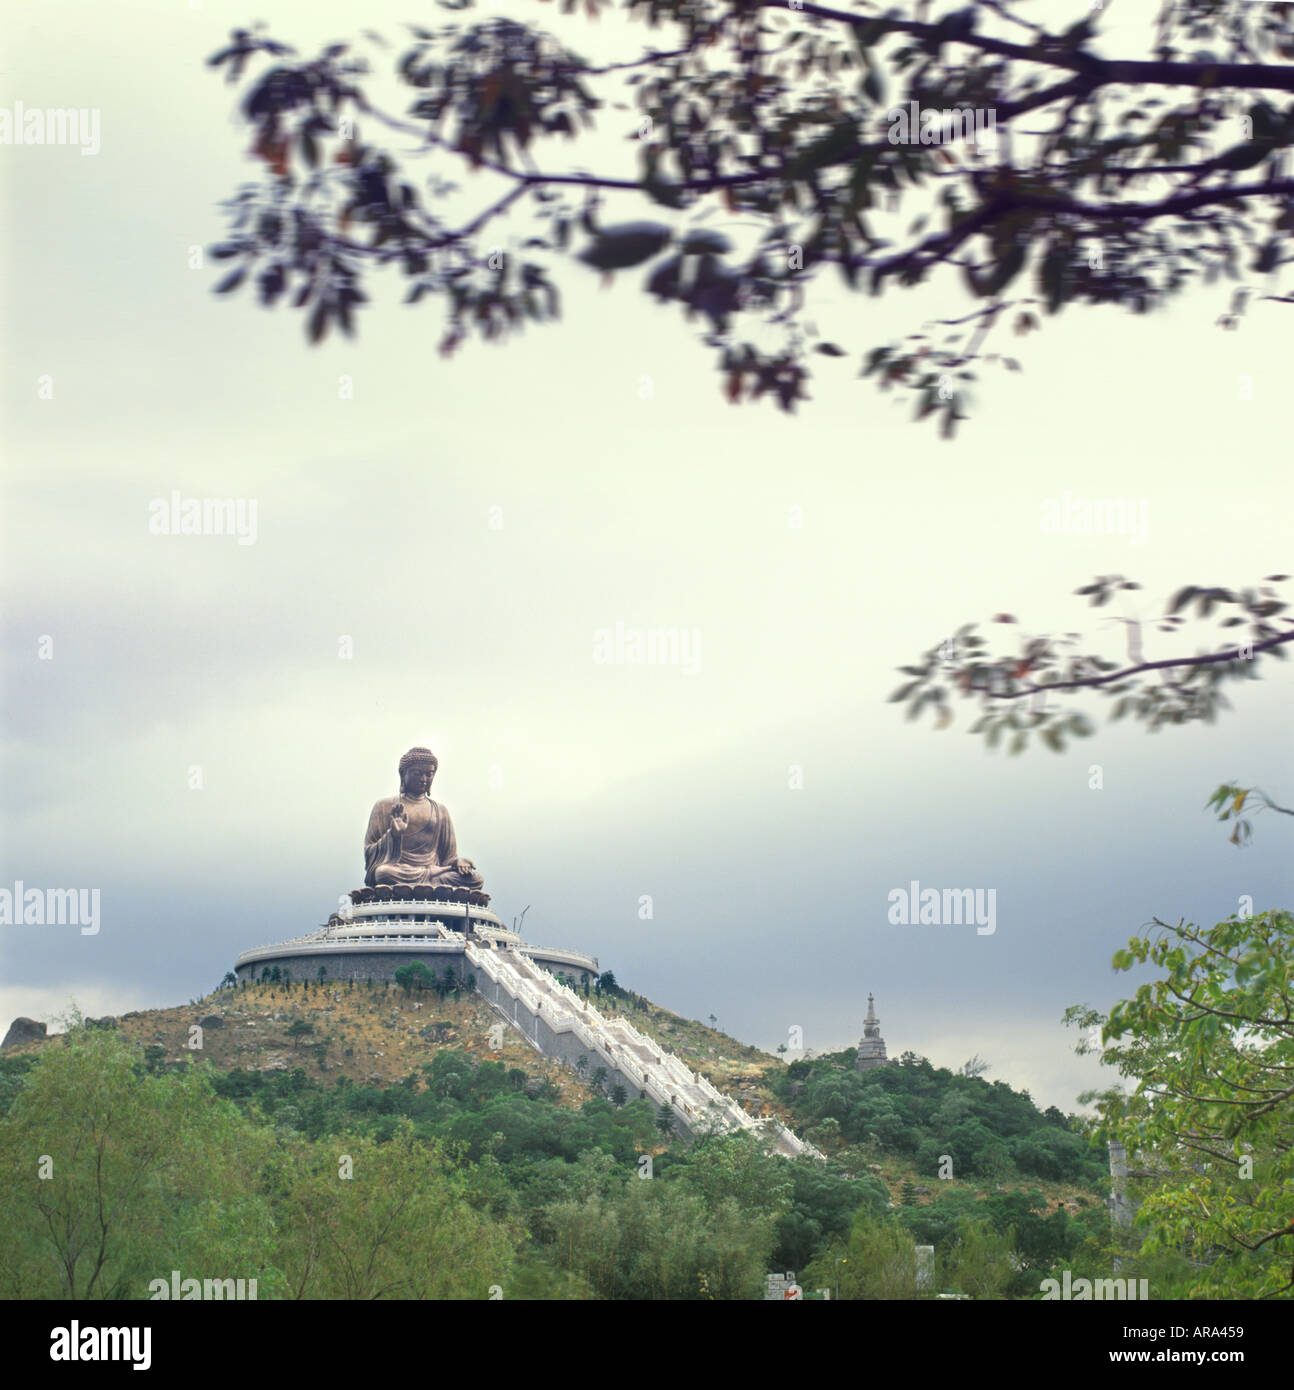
{"left": 773, "top": 1047, "right": 1105, "bottom": 1183}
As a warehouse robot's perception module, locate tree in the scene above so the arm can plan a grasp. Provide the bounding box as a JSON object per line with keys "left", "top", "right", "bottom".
{"left": 1011, "top": 1127, "right": 1088, "bottom": 1182}
{"left": 203, "top": 4, "right": 1294, "bottom": 435}
{"left": 424, "top": 1050, "right": 476, "bottom": 1101}
{"left": 394, "top": 961, "right": 435, "bottom": 995}
{"left": 0, "top": 1026, "right": 280, "bottom": 1298}
{"left": 939, "top": 1218, "right": 1018, "bottom": 1299}
{"left": 545, "top": 1177, "right": 774, "bottom": 1299}
{"left": 276, "top": 1121, "right": 516, "bottom": 1298}
{"left": 774, "top": 1160, "right": 887, "bottom": 1271}
{"left": 656, "top": 1103, "right": 675, "bottom": 1137}
{"left": 1066, "top": 907, "right": 1294, "bottom": 1298}
{"left": 287, "top": 1019, "right": 315, "bottom": 1050}
{"left": 805, "top": 1115, "right": 842, "bottom": 1152}
{"left": 898, "top": 1184, "right": 1080, "bottom": 1279}
{"left": 891, "top": 572, "right": 1291, "bottom": 755}
{"left": 805, "top": 1211, "right": 919, "bottom": 1299}
{"left": 610, "top": 1083, "right": 628, "bottom": 1107}
{"left": 501, "top": 1250, "right": 596, "bottom": 1300}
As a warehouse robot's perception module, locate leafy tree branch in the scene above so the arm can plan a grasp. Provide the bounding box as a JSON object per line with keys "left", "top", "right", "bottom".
{"left": 202, "top": 1, "right": 1294, "bottom": 430}
{"left": 889, "top": 571, "right": 1291, "bottom": 753}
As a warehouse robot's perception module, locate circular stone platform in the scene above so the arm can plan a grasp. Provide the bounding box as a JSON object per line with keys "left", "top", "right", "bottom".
{"left": 233, "top": 895, "right": 598, "bottom": 988}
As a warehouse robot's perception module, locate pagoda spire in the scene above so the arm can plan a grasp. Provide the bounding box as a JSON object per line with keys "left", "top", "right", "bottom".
{"left": 856, "top": 991, "right": 891, "bottom": 1070}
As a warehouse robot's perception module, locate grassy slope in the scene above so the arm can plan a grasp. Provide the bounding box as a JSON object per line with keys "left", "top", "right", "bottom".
{"left": 8, "top": 984, "right": 593, "bottom": 1105}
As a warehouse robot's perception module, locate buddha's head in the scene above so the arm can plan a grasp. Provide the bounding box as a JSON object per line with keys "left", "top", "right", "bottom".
{"left": 398, "top": 747, "right": 438, "bottom": 798}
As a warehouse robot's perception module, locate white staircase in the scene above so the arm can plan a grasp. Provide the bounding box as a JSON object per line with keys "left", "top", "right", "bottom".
{"left": 465, "top": 942, "right": 822, "bottom": 1159}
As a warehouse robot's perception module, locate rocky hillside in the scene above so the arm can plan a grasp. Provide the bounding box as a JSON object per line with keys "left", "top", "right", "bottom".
{"left": 3, "top": 983, "right": 596, "bottom": 1103}
{"left": 2, "top": 980, "right": 792, "bottom": 1116}
{"left": 592, "top": 991, "right": 793, "bottom": 1119}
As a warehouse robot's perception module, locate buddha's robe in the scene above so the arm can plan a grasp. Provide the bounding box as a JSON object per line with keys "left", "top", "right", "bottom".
{"left": 363, "top": 797, "right": 485, "bottom": 889}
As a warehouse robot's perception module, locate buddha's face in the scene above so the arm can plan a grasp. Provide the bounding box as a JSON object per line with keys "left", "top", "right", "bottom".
{"left": 400, "top": 765, "right": 434, "bottom": 798}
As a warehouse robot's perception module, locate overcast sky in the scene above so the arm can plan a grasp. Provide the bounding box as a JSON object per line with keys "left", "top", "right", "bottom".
{"left": 2, "top": 0, "right": 1291, "bottom": 1112}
